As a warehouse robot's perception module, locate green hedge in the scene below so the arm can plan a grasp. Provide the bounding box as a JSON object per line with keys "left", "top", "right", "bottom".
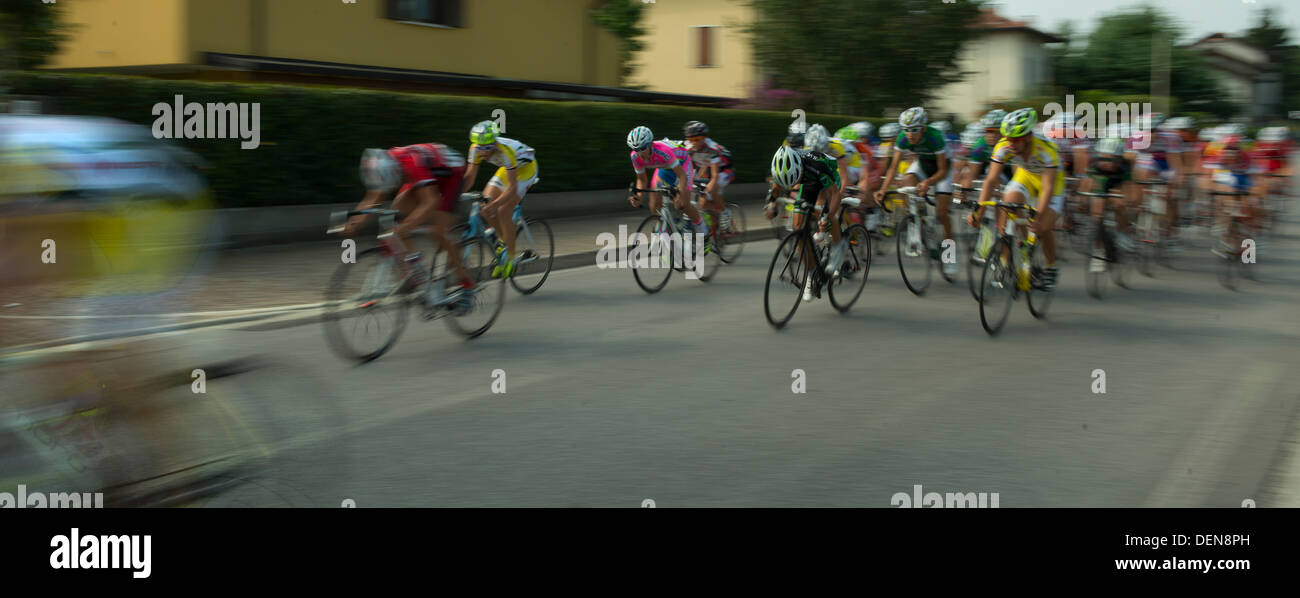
{"left": 6, "top": 72, "right": 881, "bottom": 208}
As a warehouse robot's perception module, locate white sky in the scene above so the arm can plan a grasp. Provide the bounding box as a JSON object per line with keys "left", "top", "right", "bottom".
{"left": 988, "top": 0, "right": 1300, "bottom": 44}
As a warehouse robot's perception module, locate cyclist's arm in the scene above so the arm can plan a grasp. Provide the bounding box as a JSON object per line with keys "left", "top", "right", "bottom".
{"left": 705, "top": 162, "right": 721, "bottom": 193}
{"left": 837, "top": 157, "right": 851, "bottom": 193}
{"left": 395, "top": 185, "right": 438, "bottom": 238}
{"left": 927, "top": 153, "right": 949, "bottom": 187}
{"left": 462, "top": 162, "right": 479, "bottom": 193}
{"left": 632, "top": 170, "right": 650, "bottom": 205}
{"left": 877, "top": 149, "right": 901, "bottom": 197}
{"left": 976, "top": 161, "right": 1005, "bottom": 217}
{"left": 674, "top": 163, "right": 690, "bottom": 201}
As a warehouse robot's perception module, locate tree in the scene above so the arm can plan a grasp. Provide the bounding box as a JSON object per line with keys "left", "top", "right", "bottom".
{"left": 1244, "top": 7, "right": 1300, "bottom": 114}
{"left": 0, "top": 0, "right": 72, "bottom": 71}
{"left": 744, "top": 0, "right": 985, "bottom": 115}
{"left": 591, "top": 0, "right": 649, "bottom": 87}
{"left": 1051, "top": 6, "right": 1235, "bottom": 118}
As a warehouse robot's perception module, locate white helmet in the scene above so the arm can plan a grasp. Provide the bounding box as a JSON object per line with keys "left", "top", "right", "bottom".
{"left": 627, "top": 126, "right": 654, "bottom": 150}
{"left": 1258, "top": 126, "right": 1289, "bottom": 142}
{"left": 360, "top": 148, "right": 400, "bottom": 192}
{"left": 804, "top": 123, "right": 830, "bottom": 152}
{"left": 1163, "top": 116, "right": 1194, "bottom": 131}
{"left": 1095, "top": 137, "right": 1126, "bottom": 157}
{"left": 851, "top": 121, "right": 875, "bottom": 140}
{"left": 880, "top": 122, "right": 901, "bottom": 141}
{"left": 899, "top": 107, "right": 927, "bottom": 128}
{"left": 980, "top": 109, "right": 1007, "bottom": 129}
{"left": 932, "top": 120, "right": 952, "bottom": 134}
{"left": 771, "top": 145, "right": 803, "bottom": 188}
{"left": 960, "top": 128, "right": 982, "bottom": 149}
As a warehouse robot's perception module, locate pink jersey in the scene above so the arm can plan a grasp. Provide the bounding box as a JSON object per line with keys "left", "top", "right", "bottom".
{"left": 630, "top": 141, "right": 693, "bottom": 180}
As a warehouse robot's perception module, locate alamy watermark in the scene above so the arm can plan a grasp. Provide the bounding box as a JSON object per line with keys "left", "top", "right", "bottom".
{"left": 595, "top": 226, "right": 707, "bottom": 280}
{"left": 1, "top": 485, "right": 103, "bottom": 508}
{"left": 152, "top": 94, "right": 261, "bottom": 149}
{"left": 891, "top": 484, "right": 1000, "bottom": 508}
{"left": 1042, "top": 94, "right": 1153, "bottom": 149}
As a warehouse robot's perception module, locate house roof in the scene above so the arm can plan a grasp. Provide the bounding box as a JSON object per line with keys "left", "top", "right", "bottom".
{"left": 973, "top": 8, "right": 1065, "bottom": 43}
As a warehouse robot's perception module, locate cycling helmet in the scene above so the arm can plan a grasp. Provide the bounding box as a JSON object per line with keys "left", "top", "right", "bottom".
{"left": 1000, "top": 108, "right": 1037, "bottom": 138}
{"left": 980, "top": 109, "right": 1007, "bottom": 129}
{"left": 880, "top": 122, "right": 901, "bottom": 141}
{"left": 851, "top": 121, "right": 875, "bottom": 140}
{"left": 835, "top": 125, "right": 860, "bottom": 141}
{"left": 899, "top": 107, "right": 927, "bottom": 128}
{"left": 1095, "top": 137, "right": 1126, "bottom": 157}
{"left": 360, "top": 148, "right": 401, "bottom": 192}
{"left": 960, "top": 128, "right": 982, "bottom": 149}
{"left": 1257, "top": 126, "right": 1289, "bottom": 142}
{"left": 684, "top": 120, "right": 709, "bottom": 137}
{"left": 771, "top": 145, "right": 803, "bottom": 188}
{"left": 932, "top": 120, "right": 953, "bottom": 135}
{"left": 1162, "top": 116, "right": 1194, "bottom": 131}
{"left": 627, "top": 126, "right": 654, "bottom": 151}
{"left": 469, "top": 120, "right": 498, "bottom": 146}
{"left": 804, "top": 124, "right": 830, "bottom": 152}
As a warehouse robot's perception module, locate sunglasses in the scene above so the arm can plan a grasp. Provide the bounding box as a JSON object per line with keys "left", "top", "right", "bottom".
{"left": 475, "top": 143, "right": 496, "bottom": 153}
{"left": 904, "top": 126, "right": 924, "bottom": 133}
{"left": 687, "top": 135, "right": 706, "bottom": 142}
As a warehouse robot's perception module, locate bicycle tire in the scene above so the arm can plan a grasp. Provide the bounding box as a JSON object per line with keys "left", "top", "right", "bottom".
{"left": 630, "top": 213, "right": 674, "bottom": 294}
{"left": 719, "top": 202, "right": 746, "bottom": 264}
{"left": 1026, "top": 242, "right": 1053, "bottom": 319}
{"left": 896, "top": 215, "right": 932, "bottom": 296}
{"left": 764, "top": 232, "right": 811, "bottom": 329}
{"left": 445, "top": 236, "right": 506, "bottom": 339}
{"left": 828, "top": 224, "right": 870, "bottom": 312}
{"left": 978, "top": 238, "right": 1015, "bottom": 335}
{"left": 509, "top": 217, "right": 554, "bottom": 295}
{"left": 322, "top": 245, "right": 410, "bottom": 363}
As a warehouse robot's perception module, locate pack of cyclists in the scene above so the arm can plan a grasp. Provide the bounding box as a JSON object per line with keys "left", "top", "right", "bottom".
{"left": 341, "top": 107, "right": 1293, "bottom": 311}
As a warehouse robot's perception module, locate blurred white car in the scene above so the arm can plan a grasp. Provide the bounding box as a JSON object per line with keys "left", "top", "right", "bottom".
{"left": 0, "top": 115, "right": 207, "bottom": 202}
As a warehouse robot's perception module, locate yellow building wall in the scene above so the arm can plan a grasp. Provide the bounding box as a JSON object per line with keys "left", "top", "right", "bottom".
{"left": 630, "top": 0, "right": 756, "bottom": 98}
{"left": 256, "top": 0, "right": 619, "bottom": 85}
{"left": 47, "top": 0, "right": 620, "bottom": 87}
{"left": 45, "top": 0, "right": 188, "bottom": 69}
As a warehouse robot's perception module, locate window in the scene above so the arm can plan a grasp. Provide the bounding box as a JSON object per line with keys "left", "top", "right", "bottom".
{"left": 387, "top": 0, "right": 462, "bottom": 28}
{"left": 692, "top": 26, "right": 717, "bottom": 68}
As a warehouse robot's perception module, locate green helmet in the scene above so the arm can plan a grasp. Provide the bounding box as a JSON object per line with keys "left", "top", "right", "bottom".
{"left": 835, "top": 125, "right": 859, "bottom": 141}
{"left": 1000, "top": 108, "right": 1037, "bottom": 138}
{"left": 470, "top": 120, "right": 499, "bottom": 145}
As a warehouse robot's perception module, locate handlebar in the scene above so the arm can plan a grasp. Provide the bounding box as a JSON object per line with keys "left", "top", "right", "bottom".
{"left": 977, "top": 200, "right": 1038, "bottom": 216}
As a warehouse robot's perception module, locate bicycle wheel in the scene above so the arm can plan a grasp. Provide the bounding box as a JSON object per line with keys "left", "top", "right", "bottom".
{"left": 719, "top": 202, "right": 746, "bottom": 264}
{"left": 896, "top": 214, "right": 932, "bottom": 295}
{"left": 828, "top": 224, "right": 870, "bottom": 312}
{"left": 1027, "top": 241, "right": 1053, "bottom": 319}
{"left": 764, "top": 232, "right": 811, "bottom": 328}
{"left": 978, "top": 239, "right": 1015, "bottom": 336}
{"left": 509, "top": 217, "right": 554, "bottom": 295}
{"left": 966, "top": 226, "right": 988, "bottom": 302}
{"left": 693, "top": 226, "right": 723, "bottom": 282}
{"left": 630, "top": 214, "right": 674, "bottom": 294}
{"left": 445, "top": 236, "right": 506, "bottom": 339}
{"left": 322, "top": 246, "right": 411, "bottom": 363}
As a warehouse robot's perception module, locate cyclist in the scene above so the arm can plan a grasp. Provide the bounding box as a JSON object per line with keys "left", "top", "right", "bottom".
{"left": 683, "top": 120, "right": 736, "bottom": 232}
{"left": 877, "top": 122, "right": 904, "bottom": 178}
{"left": 875, "top": 107, "right": 958, "bottom": 276}
{"left": 1126, "top": 113, "right": 1184, "bottom": 247}
{"left": 770, "top": 144, "right": 845, "bottom": 301}
{"left": 956, "top": 109, "right": 1009, "bottom": 196}
{"left": 1077, "top": 137, "right": 1139, "bottom": 251}
{"left": 462, "top": 121, "right": 538, "bottom": 278}
{"left": 805, "top": 124, "right": 858, "bottom": 199}
{"left": 626, "top": 125, "right": 709, "bottom": 239}
{"left": 1209, "top": 136, "right": 1264, "bottom": 257}
{"left": 971, "top": 108, "right": 1064, "bottom": 291}
{"left": 345, "top": 143, "right": 475, "bottom": 306}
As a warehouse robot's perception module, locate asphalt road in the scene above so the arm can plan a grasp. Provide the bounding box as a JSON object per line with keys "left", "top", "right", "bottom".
{"left": 4, "top": 192, "right": 1299, "bottom": 508}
